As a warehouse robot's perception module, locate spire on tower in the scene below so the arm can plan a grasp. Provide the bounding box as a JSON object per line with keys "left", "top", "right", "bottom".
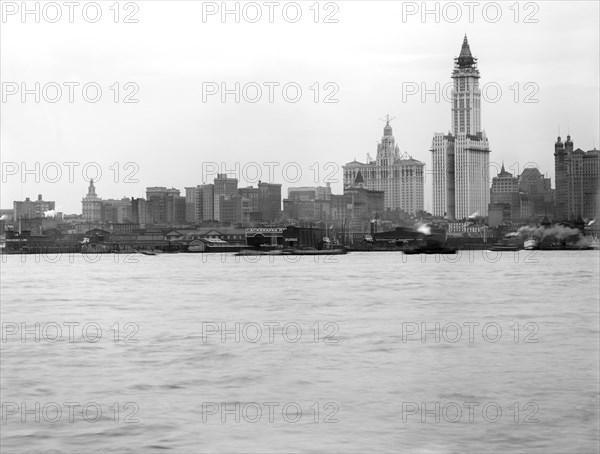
{"left": 456, "top": 35, "right": 476, "bottom": 68}
{"left": 380, "top": 114, "right": 396, "bottom": 137}
{"left": 87, "top": 179, "right": 96, "bottom": 196}
{"left": 498, "top": 162, "right": 511, "bottom": 177}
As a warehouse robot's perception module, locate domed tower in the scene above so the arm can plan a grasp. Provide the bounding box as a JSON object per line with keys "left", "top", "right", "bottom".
{"left": 87, "top": 179, "right": 97, "bottom": 197}
{"left": 554, "top": 136, "right": 567, "bottom": 220}
{"left": 82, "top": 179, "right": 101, "bottom": 222}
{"left": 564, "top": 135, "right": 574, "bottom": 154}
{"left": 555, "top": 136, "right": 564, "bottom": 153}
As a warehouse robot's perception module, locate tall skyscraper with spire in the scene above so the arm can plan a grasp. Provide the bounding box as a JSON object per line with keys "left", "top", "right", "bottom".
{"left": 431, "top": 36, "right": 491, "bottom": 219}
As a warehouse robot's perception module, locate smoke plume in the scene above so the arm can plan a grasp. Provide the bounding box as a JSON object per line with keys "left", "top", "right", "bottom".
{"left": 415, "top": 222, "right": 432, "bottom": 236}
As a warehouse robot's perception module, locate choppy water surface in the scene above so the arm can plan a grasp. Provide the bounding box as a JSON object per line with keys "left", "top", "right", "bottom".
{"left": 1, "top": 251, "right": 599, "bottom": 453}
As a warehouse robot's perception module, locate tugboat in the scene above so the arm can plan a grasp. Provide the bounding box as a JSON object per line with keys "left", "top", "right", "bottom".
{"left": 403, "top": 239, "right": 456, "bottom": 255}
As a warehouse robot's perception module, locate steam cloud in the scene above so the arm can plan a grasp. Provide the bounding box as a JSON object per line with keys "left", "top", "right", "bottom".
{"left": 415, "top": 222, "right": 432, "bottom": 236}
{"left": 516, "top": 224, "right": 591, "bottom": 248}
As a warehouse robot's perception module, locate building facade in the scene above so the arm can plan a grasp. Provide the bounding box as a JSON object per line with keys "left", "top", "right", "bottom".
{"left": 283, "top": 185, "right": 347, "bottom": 222}
{"left": 489, "top": 165, "right": 521, "bottom": 220}
{"left": 431, "top": 36, "right": 491, "bottom": 219}
{"left": 555, "top": 135, "right": 600, "bottom": 220}
{"left": 185, "top": 187, "right": 199, "bottom": 223}
{"left": 258, "top": 182, "right": 282, "bottom": 222}
{"left": 200, "top": 184, "right": 215, "bottom": 222}
{"left": 101, "top": 198, "right": 132, "bottom": 224}
{"left": 145, "top": 187, "right": 186, "bottom": 225}
{"left": 131, "top": 198, "right": 148, "bottom": 225}
{"left": 344, "top": 172, "right": 385, "bottom": 222}
{"left": 238, "top": 187, "right": 260, "bottom": 223}
{"left": 288, "top": 186, "right": 332, "bottom": 202}
{"left": 519, "top": 167, "right": 554, "bottom": 218}
{"left": 14, "top": 194, "right": 55, "bottom": 221}
{"left": 219, "top": 195, "right": 243, "bottom": 224}
{"left": 213, "top": 174, "right": 238, "bottom": 222}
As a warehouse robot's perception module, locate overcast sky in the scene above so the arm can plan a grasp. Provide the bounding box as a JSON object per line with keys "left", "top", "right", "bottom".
{"left": 1, "top": 0, "right": 599, "bottom": 214}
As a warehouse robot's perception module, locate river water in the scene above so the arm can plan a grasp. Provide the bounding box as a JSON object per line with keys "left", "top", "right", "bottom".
{"left": 1, "top": 251, "right": 599, "bottom": 453}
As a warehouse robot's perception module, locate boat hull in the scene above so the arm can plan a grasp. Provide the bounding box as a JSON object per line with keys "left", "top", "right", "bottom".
{"left": 488, "top": 245, "right": 521, "bottom": 252}
{"left": 286, "top": 248, "right": 347, "bottom": 256}
{"left": 237, "top": 248, "right": 348, "bottom": 256}
{"left": 403, "top": 248, "right": 457, "bottom": 255}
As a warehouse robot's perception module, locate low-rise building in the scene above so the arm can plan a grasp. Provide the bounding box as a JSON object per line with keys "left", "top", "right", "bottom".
{"left": 15, "top": 194, "right": 55, "bottom": 221}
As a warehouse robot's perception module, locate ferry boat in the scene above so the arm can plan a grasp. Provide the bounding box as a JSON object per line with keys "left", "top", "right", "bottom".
{"left": 587, "top": 237, "right": 600, "bottom": 250}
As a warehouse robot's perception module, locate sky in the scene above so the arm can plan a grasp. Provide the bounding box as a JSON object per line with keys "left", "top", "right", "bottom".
{"left": 1, "top": 0, "right": 599, "bottom": 214}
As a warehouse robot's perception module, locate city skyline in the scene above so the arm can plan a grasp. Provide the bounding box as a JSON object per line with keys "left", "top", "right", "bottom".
{"left": 3, "top": 123, "right": 596, "bottom": 219}
{"left": 2, "top": 4, "right": 599, "bottom": 454}
{"left": 6, "top": 133, "right": 594, "bottom": 222}
{"left": 2, "top": 1, "right": 599, "bottom": 214}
